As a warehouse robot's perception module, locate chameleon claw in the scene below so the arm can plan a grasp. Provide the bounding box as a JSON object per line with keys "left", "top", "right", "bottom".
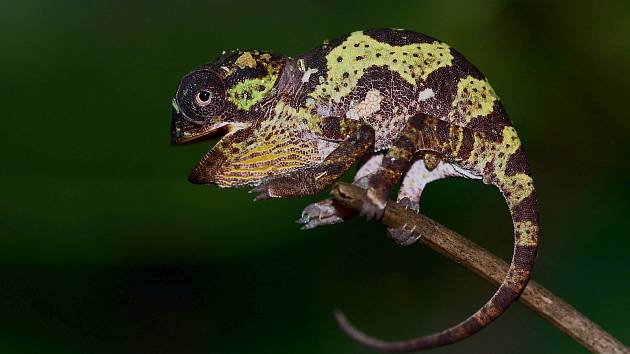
{"left": 253, "top": 193, "right": 270, "bottom": 201}
{"left": 249, "top": 185, "right": 272, "bottom": 201}
{"left": 398, "top": 196, "right": 420, "bottom": 213}
{"left": 387, "top": 223, "right": 421, "bottom": 246}
{"left": 295, "top": 213, "right": 311, "bottom": 225}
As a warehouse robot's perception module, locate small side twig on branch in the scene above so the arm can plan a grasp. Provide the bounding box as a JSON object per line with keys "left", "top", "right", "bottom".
{"left": 330, "top": 182, "right": 629, "bottom": 354}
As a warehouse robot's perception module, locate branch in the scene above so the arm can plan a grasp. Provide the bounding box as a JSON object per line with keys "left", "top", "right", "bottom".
{"left": 330, "top": 182, "right": 629, "bottom": 354}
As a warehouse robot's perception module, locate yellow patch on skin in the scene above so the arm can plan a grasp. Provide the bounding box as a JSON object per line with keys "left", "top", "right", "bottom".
{"left": 451, "top": 75, "right": 498, "bottom": 124}
{"left": 453, "top": 126, "right": 464, "bottom": 157}
{"left": 468, "top": 126, "right": 534, "bottom": 207}
{"left": 228, "top": 161, "right": 306, "bottom": 173}
{"left": 504, "top": 174, "right": 534, "bottom": 204}
{"left": 234, "top": 51, "right": 257, "bottom": 69}
{"left": 266, "top": 101, "right": 324, "bottom": 134}
{"left": 215, "top": 101, "right": 329, "bottom": 186}
{"left": 312, "top": 31, "right": 453, "bottom": 103}
{"left": 423, "top": 152, "right": 440, "bottom": 170}
{"left": 227, "top": 63, "right": 280, "bottom": 111}
{"left": 515, "top": 221, "right": 539, "bottom": 246}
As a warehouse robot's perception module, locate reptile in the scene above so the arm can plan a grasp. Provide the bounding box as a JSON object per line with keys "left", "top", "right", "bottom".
{"left": 170, "top": 29, "right": 539, "bottom": 352}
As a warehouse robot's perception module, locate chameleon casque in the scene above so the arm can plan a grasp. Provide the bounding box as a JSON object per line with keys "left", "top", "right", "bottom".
{"left": 171, "top": 29, "right": 539, "bottom": 352}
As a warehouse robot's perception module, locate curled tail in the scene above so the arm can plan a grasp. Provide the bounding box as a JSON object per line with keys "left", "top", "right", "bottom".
{"left": 335, "top": 140, "right": 539, "bottom": 352}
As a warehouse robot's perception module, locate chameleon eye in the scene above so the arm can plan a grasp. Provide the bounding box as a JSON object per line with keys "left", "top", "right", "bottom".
{"left": 176, "top": 69, "right": 226, "bottom": 122}
{"left": 195, "top": 90, "right": 212, "bottom": 106}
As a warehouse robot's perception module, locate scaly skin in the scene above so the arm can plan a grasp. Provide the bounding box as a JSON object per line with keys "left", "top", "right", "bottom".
{"left": 171, "top": 29, "right": 539, "bottom": 352}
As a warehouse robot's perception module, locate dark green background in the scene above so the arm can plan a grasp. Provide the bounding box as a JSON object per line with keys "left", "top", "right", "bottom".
{"left": 2, "top": 0, "right": 628, "bottom": 353}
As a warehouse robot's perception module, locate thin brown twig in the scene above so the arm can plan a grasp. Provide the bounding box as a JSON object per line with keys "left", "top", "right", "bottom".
{"left": 330, "top": 182, "right": 629, "bottom": 354}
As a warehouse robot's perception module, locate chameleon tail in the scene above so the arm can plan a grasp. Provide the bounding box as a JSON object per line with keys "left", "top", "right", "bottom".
{"left": 335, "top": 146, "right": 539, "bottom": 352}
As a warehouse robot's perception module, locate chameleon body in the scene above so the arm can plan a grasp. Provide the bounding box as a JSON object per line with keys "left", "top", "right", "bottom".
{"left": 171, "top": 29, "right": 539, "bottom": 352}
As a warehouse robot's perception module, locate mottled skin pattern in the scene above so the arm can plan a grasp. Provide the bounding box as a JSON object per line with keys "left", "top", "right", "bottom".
{"left": 171, "top": 29, "right": 539, "bottom": 352}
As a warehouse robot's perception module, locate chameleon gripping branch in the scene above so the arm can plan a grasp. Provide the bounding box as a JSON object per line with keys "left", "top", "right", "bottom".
{"left": 171, "top": 28, "right": 624, "bottom": 352}
{"left": 330, "top": 182, "right": 629, "bottom": 354}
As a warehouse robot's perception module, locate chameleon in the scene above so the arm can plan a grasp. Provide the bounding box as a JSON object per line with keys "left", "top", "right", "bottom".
{"left": 171, "top": 29, "right": 539, "bottom": 352}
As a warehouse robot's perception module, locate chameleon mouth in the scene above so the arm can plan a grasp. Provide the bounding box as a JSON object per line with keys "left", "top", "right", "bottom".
{"left": 171, "top": 108, "right": 230, "bottom": 145}
{"left": 171, "top": 121, "right": 230, "bottom": 145}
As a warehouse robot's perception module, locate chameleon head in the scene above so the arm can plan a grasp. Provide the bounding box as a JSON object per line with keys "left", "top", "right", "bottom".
{"left": 171, "top": 50, "right": 284, "bottom": 146}
{"left": 172, "top": 51, "right": 301, "bottom": 186}
{"left": 170, "top": 68, "right": 233, "bottom": 145}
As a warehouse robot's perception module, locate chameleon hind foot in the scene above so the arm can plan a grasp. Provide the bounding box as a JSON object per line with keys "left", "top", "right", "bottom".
{"left": 386, "top": 197, "right": 422, "bottom": 245}
{"left": 397, "top": 196, "right": 420, "bottom": 213}
{"left": 387, "top": 223, "right": 421, "bottom": 246}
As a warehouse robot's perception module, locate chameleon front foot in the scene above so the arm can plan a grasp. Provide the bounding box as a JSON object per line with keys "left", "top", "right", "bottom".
{"left": 250, "top": 169, "right": 326, "bottom": 201}
{"left": 296, "top": 198, "right": 354, "bottom": 230}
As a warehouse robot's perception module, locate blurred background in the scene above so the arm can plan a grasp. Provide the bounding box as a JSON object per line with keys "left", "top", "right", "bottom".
{"left": 1, "top": 0, "right": 629, "bottom": 353}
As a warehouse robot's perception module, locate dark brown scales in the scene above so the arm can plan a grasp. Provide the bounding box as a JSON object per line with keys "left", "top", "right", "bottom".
{"left": 174, "top": 28, "right": 551, "bottom": 352}
{"left": 334, "top": 114, "right": 540, "bottom": 352}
